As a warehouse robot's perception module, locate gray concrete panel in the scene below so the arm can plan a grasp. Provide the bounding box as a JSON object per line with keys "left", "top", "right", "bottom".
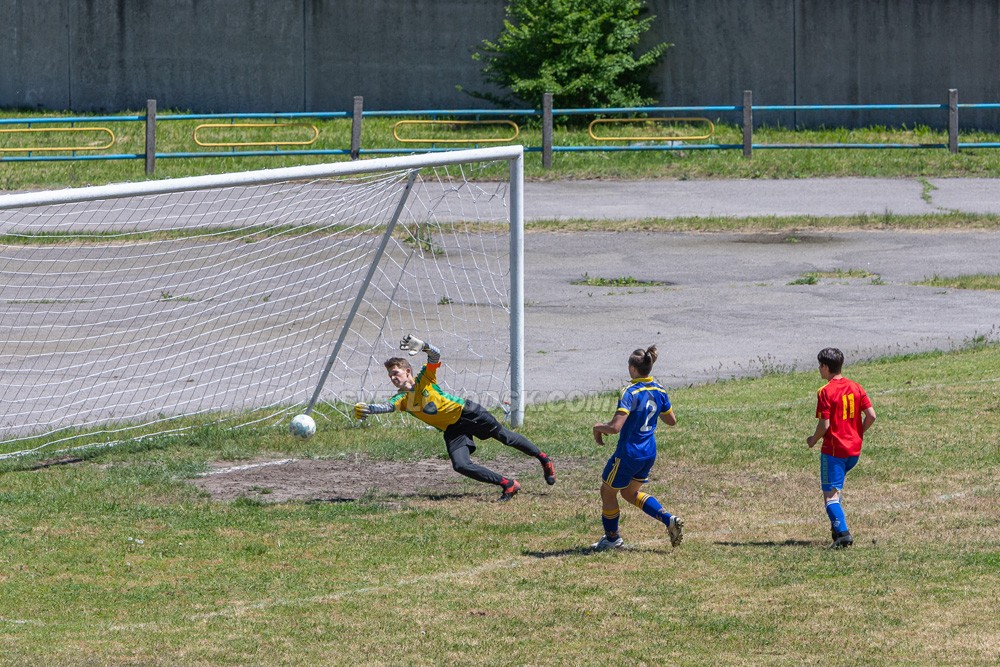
{"left": 67, "top": 0, "right": 304, "bottom": 112}
{"left": 648, "top": 0, "right": 796, "bottom": 127}
{"left": 795, "top": 1, "right": 1000, "bottom": 128}
{"left": 305, "top": 0, "right": 505, "bottom": 111}
{"left": 0, "top": 0, "right": 70, "bottom": 109}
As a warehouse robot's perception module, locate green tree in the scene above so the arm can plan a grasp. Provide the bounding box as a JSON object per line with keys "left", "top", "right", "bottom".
{"left": 467, "top": 0, "right": 670, "bottom": 109}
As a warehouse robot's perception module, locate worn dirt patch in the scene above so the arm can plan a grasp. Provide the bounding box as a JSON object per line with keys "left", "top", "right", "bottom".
{"left": 192, "top": 454, "right": 590, "bottom": 503}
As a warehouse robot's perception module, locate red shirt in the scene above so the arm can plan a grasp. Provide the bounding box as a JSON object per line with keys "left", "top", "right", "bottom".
{"left": 815, "top": 377, "right": 872, "bottom": 458}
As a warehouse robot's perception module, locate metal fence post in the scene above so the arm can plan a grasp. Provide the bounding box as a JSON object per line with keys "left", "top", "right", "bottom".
{"left": 742, "top": 90, "right": 753, "bottom": 158}
{"left": 351, "top": 96, "right": 364, "bottom": 160}
{"left": 542, "top": 92, "right": 553, "bottom": 169}
{"left": 948, "top": 89, "right": 959, "bottom": 154}
{"left": 145, "top": 99, "right": 157, "bottom": 175}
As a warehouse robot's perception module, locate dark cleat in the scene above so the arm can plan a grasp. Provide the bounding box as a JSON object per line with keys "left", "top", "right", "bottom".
{"left": 828, "top": 530, "right": 854, "bottom": 549}
{"left": 540, "top": 454, "right": 556, "bottom": 486}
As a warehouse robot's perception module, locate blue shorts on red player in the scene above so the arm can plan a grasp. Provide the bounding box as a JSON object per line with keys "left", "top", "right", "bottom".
{"left": 820, "top": 453, "right": 860, "bottom": 492}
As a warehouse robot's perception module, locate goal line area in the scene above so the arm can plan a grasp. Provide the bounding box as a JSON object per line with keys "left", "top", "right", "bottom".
{"left": 0, "top": 147, "right": 525, "bottom": 459}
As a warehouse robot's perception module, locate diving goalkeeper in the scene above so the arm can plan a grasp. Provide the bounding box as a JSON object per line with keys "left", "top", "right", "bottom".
{"left": 354, "top": 335, "right": 556, "bottom": 501}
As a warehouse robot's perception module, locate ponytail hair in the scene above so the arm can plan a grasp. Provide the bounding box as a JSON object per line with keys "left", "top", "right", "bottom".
{"left": 628, "top": 345, "right": 658, "bottom": 376}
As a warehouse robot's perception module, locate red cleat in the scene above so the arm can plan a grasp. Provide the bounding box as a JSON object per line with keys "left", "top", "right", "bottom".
{"left": 498, "top": 479, "right": 521, "bottom": 502}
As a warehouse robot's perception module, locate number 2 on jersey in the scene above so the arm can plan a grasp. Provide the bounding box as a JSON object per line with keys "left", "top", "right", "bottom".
{"left": 640, "top": 399, "right": 657, "bottom": 432}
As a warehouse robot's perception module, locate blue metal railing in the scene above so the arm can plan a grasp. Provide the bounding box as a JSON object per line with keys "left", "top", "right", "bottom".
{"left": 156, "top": 110, "right": 353, "bottom": 160}
{"left": 356, "top": 108, "right": 537, "bottom": 155}
{"left": 0, "top": 114, "right": 145, "bottom": 162}
{"left": 0, "top": 91, "right": 996, "bottom": 170}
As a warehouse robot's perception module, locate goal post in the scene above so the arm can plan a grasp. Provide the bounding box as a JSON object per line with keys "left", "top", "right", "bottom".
{"left": 0, "top": 146, "right": 526, "bottom": 460}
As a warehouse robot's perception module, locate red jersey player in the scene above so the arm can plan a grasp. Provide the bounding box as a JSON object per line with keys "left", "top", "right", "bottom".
{"left": 806, "top": 347, "right": 877, "bottom": 549}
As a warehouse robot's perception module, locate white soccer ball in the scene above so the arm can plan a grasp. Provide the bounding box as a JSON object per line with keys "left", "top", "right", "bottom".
{"left": 289, "top": 414, "right": 316, "bottom": 440}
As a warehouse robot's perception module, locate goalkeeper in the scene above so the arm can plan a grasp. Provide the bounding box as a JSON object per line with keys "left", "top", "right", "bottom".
{"left": 354, "top": 334, "right": 556, "bottom": 501}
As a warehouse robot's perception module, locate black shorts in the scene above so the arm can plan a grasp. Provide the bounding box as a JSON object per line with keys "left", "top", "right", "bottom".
{"left": 443, "top": 401, "right": 502, "bottom": 456}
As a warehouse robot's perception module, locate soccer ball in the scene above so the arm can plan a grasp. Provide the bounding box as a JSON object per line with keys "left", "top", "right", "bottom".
{"left": 289, "top": 414, "right": 316, "bottom": 440}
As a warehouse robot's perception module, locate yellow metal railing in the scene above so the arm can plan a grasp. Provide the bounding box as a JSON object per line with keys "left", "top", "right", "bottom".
{"left": 392, "top": 119, "right": 519, "bottom": 144}
{"left": 192, "top": 122, "right": 320, "bottom": 148}
{"left": 0, "top": 127, "right": 116, "bottom": 153}
{"left": 588, "top": 117, "right": 715, "bottom": 142}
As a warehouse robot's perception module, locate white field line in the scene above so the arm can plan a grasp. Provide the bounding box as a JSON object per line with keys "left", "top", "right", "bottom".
{"left": 193, "top": 458, "right": 299, "bottom": 477}
{"left": 105, "top": 558, "right": 527, "bottom": 632}
{"left": 0, "top": 617, "right": 44, "bottom": 626}
{"left": 0, "top": 557, "right": 522, "bottom": 632}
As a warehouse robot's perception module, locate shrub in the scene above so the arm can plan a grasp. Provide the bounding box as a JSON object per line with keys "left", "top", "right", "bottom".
{"left": 467, "top": 0, "right": 670, "bottom": 109}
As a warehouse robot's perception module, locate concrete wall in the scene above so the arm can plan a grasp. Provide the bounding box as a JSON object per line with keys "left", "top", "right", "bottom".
{"left": 1, "top": 0, "right": 504, "bottom": 113}
{"left": 3, "top": 0, "right": 70, "bottom": 109}
{"left": 2, "top": 0, "right": 999, "bottom": 128}
{"left": 791, "top": 1, "right": 1000, "bottom": 128}
{"left": 305, "top": 0, "right": 506, "bottom": 111}
{"left": 649, "top": 0, "right": 797, "bottom": 126}
{"left": 649, "top": 0, "right": 1000, "bottom": 128}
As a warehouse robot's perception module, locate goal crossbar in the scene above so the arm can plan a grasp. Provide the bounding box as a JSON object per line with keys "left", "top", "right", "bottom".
{"left": 0, "top": 146, "right": 526, "bottom": 210}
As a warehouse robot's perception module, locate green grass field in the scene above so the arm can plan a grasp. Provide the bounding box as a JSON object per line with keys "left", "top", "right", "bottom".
{"left": 1, "top": 345, "right": 997, "bottom": 666}
{"left": 2, "top": 114, "right": 998, "bottom": 664}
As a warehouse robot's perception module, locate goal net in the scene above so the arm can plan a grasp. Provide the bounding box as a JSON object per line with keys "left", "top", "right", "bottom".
{"left": 0, "top": 146, "right": 525, "bottom": 460}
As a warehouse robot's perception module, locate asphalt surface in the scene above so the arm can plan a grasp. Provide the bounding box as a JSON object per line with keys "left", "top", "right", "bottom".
{"left": 519, "top": 177, "right": 1000, "bottom": 396}
{"left": 2, "top": 176, "right": 998, "bottom": 425}
{"left": 523, "top": 177, "right": 1000, "bottom": 220}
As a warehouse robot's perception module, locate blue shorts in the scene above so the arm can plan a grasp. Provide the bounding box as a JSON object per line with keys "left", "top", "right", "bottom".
{"left": 820, "top": 453, "right": 860, "bottom": 492}
{"left": 602, "top": 454, "right": 655, "bottom": 490}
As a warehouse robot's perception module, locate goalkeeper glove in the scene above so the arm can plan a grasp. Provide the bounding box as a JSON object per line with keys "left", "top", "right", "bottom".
{"left": 354, "top": 403, "right": 371, "bottom": 420}
{"left": 399, "top": 334, "right": 426, "bottom": 356}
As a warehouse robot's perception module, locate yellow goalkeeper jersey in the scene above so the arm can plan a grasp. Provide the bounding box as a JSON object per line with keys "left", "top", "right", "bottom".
{"left": 389, "top": 362, "right": 466, "bottom": 431}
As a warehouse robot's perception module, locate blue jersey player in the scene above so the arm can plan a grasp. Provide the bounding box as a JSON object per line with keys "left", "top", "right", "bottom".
{"left": 591, "top": 346, "right": 683, "bottom": 550}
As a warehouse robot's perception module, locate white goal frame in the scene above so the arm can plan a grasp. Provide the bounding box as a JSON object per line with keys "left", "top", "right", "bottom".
{"left": 0, "top": 146, "right": 526, "bottom": 456}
